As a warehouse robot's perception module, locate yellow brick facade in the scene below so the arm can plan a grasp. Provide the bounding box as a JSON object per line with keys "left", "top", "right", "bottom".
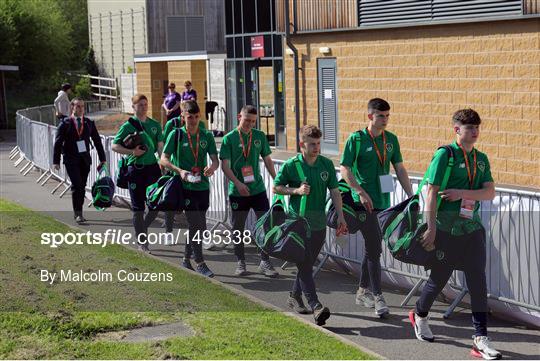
{"left": 284, "top": 19, "right": 540, "bottom": 189}
{"left": 135, "top": 60, "right": 208, "bottom": 126}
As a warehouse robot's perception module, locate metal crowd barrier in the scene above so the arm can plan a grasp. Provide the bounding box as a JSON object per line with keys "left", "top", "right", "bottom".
{"left": 12, "top": 104, "right": 540, "bottom": 326}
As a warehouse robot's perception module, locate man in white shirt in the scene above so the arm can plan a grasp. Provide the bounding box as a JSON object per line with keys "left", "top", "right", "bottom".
{"left": 54, "top": 83, "right": 72, "bottom": 121}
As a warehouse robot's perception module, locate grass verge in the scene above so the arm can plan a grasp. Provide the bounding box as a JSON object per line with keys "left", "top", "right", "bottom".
{"left": 0, "top": 198, "right": 375, "bottom": 360}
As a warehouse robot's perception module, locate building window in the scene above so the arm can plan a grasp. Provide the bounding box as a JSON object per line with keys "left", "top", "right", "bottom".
{"left": 225, "top": 0, "right": 234, "bottom": 35}
{"left": 258, "top": 0, "right": 272, "bottom": 32}
{"left": 234, "top": 0, "right": 242, "bottom": 34}
{"left": 243, "top": 0, "right": 256, "bottom": 33}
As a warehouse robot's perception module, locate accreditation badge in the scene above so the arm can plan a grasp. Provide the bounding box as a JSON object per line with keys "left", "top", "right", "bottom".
{"left": 241, "top": 165, "right": 255, "bottom": 183}
{"left": 188, "top": 166, "right": 201, "bottom": 183}
{"left": 379, "top": 174, "right": 394, "bottom": 193}
{"left": 76, "top": 140, "right": 87, "bottom": 153}
{"left": 459, "top": 198, "right": 476, "bottom": 219}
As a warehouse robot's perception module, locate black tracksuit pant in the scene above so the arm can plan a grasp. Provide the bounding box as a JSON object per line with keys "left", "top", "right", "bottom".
{"left": 65, "top": 158, "right": 91, "bottom": 217}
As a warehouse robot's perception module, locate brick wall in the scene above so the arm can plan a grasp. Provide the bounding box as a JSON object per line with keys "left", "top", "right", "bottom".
{"left": 168, "top": 60, "right": 208, "bottom": 126}
{"left": 135, "top": 62, "right": 150, "bottom": 111}
{"left": 259, "top": 66, "right": 276, "bottom": 136}
{"left": 135, "top": 61, "right": 168, "bottom": 123}
{"left": 136, "top": 60, "right": 208, "bottom": 126}
{"left": 150, "top": 62, "right": 168, "bottom": 124}
{"left": 284, "top": 19, "right": 540, "bottom": 189}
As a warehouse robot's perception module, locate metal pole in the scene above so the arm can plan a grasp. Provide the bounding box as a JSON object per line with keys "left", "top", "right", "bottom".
{"left": 109, "top": 11, "right": 114, "bottom": 79}
{"left": 131, "top": 8, "right": 135, "bottom": 61}
{"left": 88, "top": 14, "right": 93, "bottom": 49}
{"left": 99, "top": 13, "right": 104, "bottom": 74}
{"left": 443, "top": 288, "right": 469, "bottom": 319}
{"left": 400, "top": 279, "right": 425, "bottom": 307}
{"left": 142, "top": 6, "right": 147, "bottom": 53}
{"left": 120, "top": 10, "right": 125, "bottom": 74}
{"left": 285, "top": 0, "right": 301, "bottom": 152}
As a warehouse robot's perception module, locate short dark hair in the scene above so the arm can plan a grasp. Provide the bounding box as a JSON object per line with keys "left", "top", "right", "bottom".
{"left": 184, "top": 80, "right": 192, "bottom": 87}
{"left": 453, "top": 108, "right": 481, "bottom": 126}
{"left": 367, "top": 98, "right": 390, "bottom": 113}
{"left": 240, "top": 105, "right": 257, "bottom": 115}
{"left": 300, "top": 125, "right": 322, "bottom": 141}
{"left": 61, "top": 83, "right": 71, "bottom": 91}
{"left": 183, "top": 100, "right": 200, "bottom": 114}
{"left": 168, "top": 82, "right": 176, "bottom": 89}
{"left": 132, "top": 94, "right": 148, "bottom": 104}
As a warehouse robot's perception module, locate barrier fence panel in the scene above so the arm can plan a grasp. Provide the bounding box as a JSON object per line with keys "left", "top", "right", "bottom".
{"left": 106, "top": 135, "right": 131, "bottom": 202}
{"left": 30, "top": 122, "right": 50, "bottom": 171}
{"left": 13, "top": 104, "right": 540, "bottom": 327}
{"left": 207, "top": 156, "right": 231, "bottom": 230}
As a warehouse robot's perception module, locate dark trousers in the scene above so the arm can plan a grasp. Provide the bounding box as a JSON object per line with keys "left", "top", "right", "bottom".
{"left": 230, "top": 191, "right": 270, "bottom": 262}
{"left": 127, "top": 163, "right": 161, "bottom": 243}
{"left": 357, "top": 209, "right": 383, "bottom": 295}
{"left": 184, "top": 189, "right": 210, "bottom": 264}
{"left": 292, "top": 229, "right": 327, "bottom": 309}
{"left": 416, "top": 228, "right": 488, "bottom": 336}
{"left": 65, "top": 158, "right": 90, "bottom": 217}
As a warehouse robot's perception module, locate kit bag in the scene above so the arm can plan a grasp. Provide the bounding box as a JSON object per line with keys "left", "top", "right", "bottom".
{"left": 377, "top": 146, "right": 454, "bottom": 267}
{"left": 254, "top": 159, "right": 311, "bottom": 264}
{"left": 91, "top": 163, "right": 115, "bottom": 210}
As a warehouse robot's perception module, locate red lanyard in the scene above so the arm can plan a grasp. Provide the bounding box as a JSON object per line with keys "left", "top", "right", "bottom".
{"left": 238, "top": 128, "right": 252, "bottom": 160}
{"left": 187, "top": 129, "right": 200, "bottom": 165}
{"left": 71, "top": 115, "right": 84, "bottom": 138}
{"left": 367, "top": 127, "right": 386, "bottom": 166}
{"left": 457, "top": 142, "right": 477, "bottom": 189}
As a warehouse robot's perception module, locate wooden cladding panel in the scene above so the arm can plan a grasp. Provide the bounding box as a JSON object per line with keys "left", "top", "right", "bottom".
{"left": 276, "top": 0, "right": 357, "bottom": 32}
{"left": 524, "top": 0, "right": 539, "bottom": 14}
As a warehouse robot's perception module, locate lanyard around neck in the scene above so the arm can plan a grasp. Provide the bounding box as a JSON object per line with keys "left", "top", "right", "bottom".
{"left": 187, "top": 128, "right": 200, "bottom": 165}
{"left": 367, "top": 127, "right": 386, "bottom": 166}
{"left": 457, "top": 142, "right": 477, "bottom": 189}
{"left": 237, "top": 128, "right": 252, "bottom": 160}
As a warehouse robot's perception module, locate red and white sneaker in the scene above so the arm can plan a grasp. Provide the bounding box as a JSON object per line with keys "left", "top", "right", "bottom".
{"left": 471, "top": 336, "right": 502, "bottom": 360}
{"left": 409, "top": 310, "right": 434, "bottom": 342}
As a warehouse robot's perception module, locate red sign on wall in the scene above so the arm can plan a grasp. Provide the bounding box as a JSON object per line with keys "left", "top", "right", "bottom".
{"left": 251, "top": 36, "right": 264, "bottom": 58}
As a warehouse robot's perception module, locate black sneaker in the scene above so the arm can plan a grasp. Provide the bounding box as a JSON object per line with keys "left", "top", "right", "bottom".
{"left": 75, "top": 215, "right": 87, "bottom": 224}
{"left": 196, "top": 263, "right": 214, "bottom": 278}
{"left": 181, "top": 258, "right": 194, "bottom": 271}
{"left": 287, "top": 292, "right": 311, "bottom": 314}
{"left": 137, "top": 244, "right": 150, "bottom": 253}
{"left": 313, "top": 304, "right": 331, "bottom": 326}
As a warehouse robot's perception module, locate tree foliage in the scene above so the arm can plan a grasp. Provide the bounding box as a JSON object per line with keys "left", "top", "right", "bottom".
{"left": 84, "top": 47, "right": 99, "bottom": 76}
{"left": 1, "top": 0, "right": 91, "bottom": 126}
{"left": 74, "top": 77, "right": 92, "bottom": 99}
{"left": 0, "top": 0, "right": 72, "bottom": 81}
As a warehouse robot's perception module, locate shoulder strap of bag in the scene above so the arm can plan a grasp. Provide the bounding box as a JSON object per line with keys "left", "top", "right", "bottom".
{"left": 175, "top": 128, "right": 183, "bottom": 166}
{"left": 293, "top": 157, "right": 307, "bottom": 218}
{"left": 436, "top": 145, "right": 454, "bottom": 208}
{"left": 383, "top": 146, "right": 454, "bottom": 241}
{"left": 416, "top": 145, "right": 454, "bottom": 209}
{"left": 353, "top": 131, "right": 361, "bottom": 179}
{"left": 97, "top": 162, "right": 110, "bottom": 179}
{"left": 127, "top": 117, "right": 145, "bottom": 133}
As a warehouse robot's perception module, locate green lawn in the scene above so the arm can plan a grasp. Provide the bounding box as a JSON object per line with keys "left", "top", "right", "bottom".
{"left": 0, "top": 198, "right": 375, "bottom": 360}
